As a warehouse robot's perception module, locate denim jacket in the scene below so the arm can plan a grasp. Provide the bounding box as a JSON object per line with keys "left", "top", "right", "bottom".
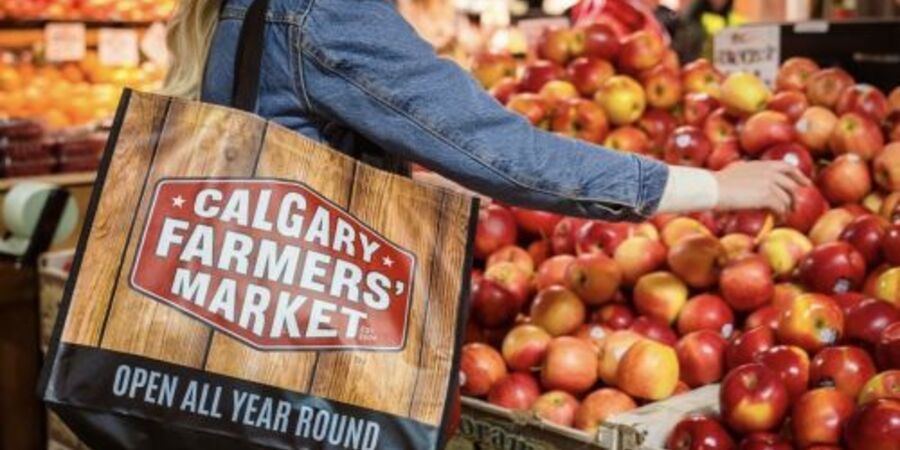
{"left": 202, "top": 0, "right": 669, "bottom": 221}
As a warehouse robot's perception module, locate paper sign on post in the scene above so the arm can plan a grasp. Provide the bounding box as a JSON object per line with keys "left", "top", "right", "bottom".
{"left": 140, "top": 22, "right": 169, "bottom": 66}
{"left": 714, "top": 25, "right": 781, "bottom": 88}
{"left": 45, "top": 23, "right": 86, "bottom": 62}
{"left": 99, "top": 28, "right": 139, "bottom": 66}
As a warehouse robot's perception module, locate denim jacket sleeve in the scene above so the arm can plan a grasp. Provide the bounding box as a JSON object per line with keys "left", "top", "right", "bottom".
{"left": 297, "top": 0, "right": 670, "bottom": 221}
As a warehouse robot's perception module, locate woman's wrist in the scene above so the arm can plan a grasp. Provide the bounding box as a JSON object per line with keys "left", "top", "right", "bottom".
{"left": 657, "top": 166, "right": 720, "bottom": 213}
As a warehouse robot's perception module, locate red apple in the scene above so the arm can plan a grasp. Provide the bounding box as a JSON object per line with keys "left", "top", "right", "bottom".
{"left": 535, "top": 254, "right": 574, "bottom": 291}
{"left": 567, "top": 57, "right": 614, "bottom": 97}
{"left": 539, "top": 79, "right": 579, "bottom": 105}
{"left": 776, "top": 57, "right": 820, "bottom": 92}
{"left": 461, "top": 343, "right": 507, "bottom": 396}
{"left": 678, "top": 294, "right": 735, "bottom": 337}
{"left": 811, "top": 345, "right": 877, "bottom": 398}
{"left": 551, "top": 217, "right": 585, "bottom": 255}
{"left": 766, "top": 90, "right": 808, "bottom": 121}
{"left": 630, "top": 315, "right": 678, "bottom": 346}
{"left": 617, "top": 30, "right": 664, "bottom": 73}
{"left": 618, "top": 338, "right": 679, "bottom": 400}
{"left": 707, "top": 139, "right": 743, "bottom": 170}
{"left": 530, "top": 286, "right": 585, "bottom": 336}
{"left": 507, "top": 93, "right": 550, "bottom": 128}
{"left": 634, "top": 271, "right": 689, "bottom": 324}
{"left": 580, "top": 23, "right": 621, "bottom": 60}
{"left": 818, "top": 154, "right": 872, "bottom": 206}
{"left": 475, "top": 204, "right": 518, "bottom": 259}
{"left": 772, "top": 282, "right": 807, "bottom": 311}
{"left": 642, "top": 66, "right": 682, "bottom": 110}
{"left": 878, "top": 322, "right": 900, "bottom": 369}
{"left": 843, "top": 398, "right": 900, "bottom": 450}
{"left": 756, "top": 345, "right": 811, "bottom": 402}
{"left": 551, "top": 98, "right": 609, "bottom": 143}
{"left": 594, "top": 303, "right": 635, "bottom": 330}
{"left": 792, "top": 387, "right": 855, "bottom": 448}
{"left": 574, "top": 388, "right": 637, "bottom": 433}
{"left": 668, "top": 234, "right": 723, "bottom": 289}
{"left": 487, "top": 372, "right": 541, "bottom": 410}
{"left": 566, "top": 252, "right": 622, "bottom": 306}
{"left": 537, "top": 27, "right": 585, "bottom": 65}
{"left": 664, "top": 125, "right": 713, "bottom": 167}
{"left": 596, "top": 75, "right": 646, "bottom": 126}
{"left": 666, "top": 415, "right": 736, "bottom": 450}
{"left": 638, "top": 108, "right": 678, "bottom": 154}
{"left": 859, "top": 370, "right": 900, "bottom": 403}
{"left": 704, "top": 108, "right": 738, "bottom": 145}
{"left": 676, "top": 330, "right": 728, "bottom": 387}
{"left": 682, "top": 58, "right": 723, "bottom": 96}
{"left": 830, "top": 112, "right": 885, "bottom": 160}
{"left": 721, "top": 210, "right": 775, "bottom": 240}
{"left": 690, "top": 210, "right": 722, "bottom": 237}
{"left": 798, "top": 242, "right": 867, "bottom": 294}
{"left": 720, "top": 71, "right": 771, "bottom": 117}
{"left": 471, "top": 52, "right": 517, "bottom": 89}
{"left": 840, "top": 214, "right": 888, "bottom": 266}
{"left": 745, "top": 306, "right": 780, "bottom": 331}
{"left": 574, "top": 322, "right": 612, "bottom": 350}
{"left": 490, "top": 76, "right": 519, "bottom": 104}
{"left": 836, "top": 83, "right": 889, "bottom": 123}
{"left": 844, "top": 298, "right": 900, "bottom": 347}
{"left": 603, "top": 125, "right": 651, "bottom": 154}
{"left": 795, "top": 106, "right": 839, "bottom": 156}
{"left": 662, "top": 217, "right": 713, "bottom": 248}
{"left": 884, "top": 110, "right": 900, "bottom": 142}
{"left": 614, "top": 235, "right": 666, "bottom": 286}
{"left": 777, "top": 293, "right": 844, "bottom": 352}
{"left": 806, "top": 67, "right": 854, "bottom": 108}
{"left": 870, "top": 266, "right": 900, "bottom": 305}
{"left": 783, "top": 185, "right": 829, "bottom": 234}
{"left": 874, "top": 142, "right": 900, "bottom": 192}
{"left": 484, "top": 261, "right": 533, "bottom": 307}
{"left": 532, "top": 390, "right": 579, "bottom": 427}
{"left": 487, "top": 245, "right": 535, "bottom": 275}
{"left": 720, "top": 255, "right": 774, "bottom": 312}
{"left": 683, "top": 92, "right": 719, "bottom": 127}
{"left": 739, "top": 111, "right": 794, "bottom": 156}
{"left": 575, "top": 220, "right": 632, "bottom": 256}
{"left": 720, "top": 363, "right": 789, "bottom": 433}
{"left": 758, "top": 228, "right": 813, "bottom": 279}
{"left": 885, "top": 224, "right": 900, "bottom": 266}
{"left": 470, "top": 277, "right": 520, "bottom": 328}
{"left": 760, "top": 143, "right": 814, "bottom": 177}
{"left": 519, "top": 60, "right": 565, "bottom": 93}
{"left": 833, "top": 292, "right": 868, "bottom": 315}
{"left": 541, "top": 336, "right": 598, "bottom": 395}
{"left": 727, "top": 326, "right": 777, "bottom": 370}
{"left": 509, "top": 207, "right": 562, "bottom": 239}
{"left": 502, "top": 324, "right": 551, "bottom": 371}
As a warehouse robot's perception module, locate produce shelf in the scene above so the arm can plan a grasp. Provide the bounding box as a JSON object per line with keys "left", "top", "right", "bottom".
{"left": 0, "top": 19, "right": 154, "bottom": 49}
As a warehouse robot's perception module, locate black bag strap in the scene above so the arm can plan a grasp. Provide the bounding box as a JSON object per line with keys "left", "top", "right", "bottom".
{"left": 232, "top": 0, "right": 270, "bottom": 112}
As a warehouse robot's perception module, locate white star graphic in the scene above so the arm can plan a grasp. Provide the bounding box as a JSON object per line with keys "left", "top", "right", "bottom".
{"left": 172, "top": 195, "right": 186, "bottom": 208}
{"left": 382, "top": 256, "right": 394, "bottom": 268}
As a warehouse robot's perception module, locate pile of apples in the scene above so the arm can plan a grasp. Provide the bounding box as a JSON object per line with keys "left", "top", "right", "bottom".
{"left": 0, "top": 0, "right": 175, "bottom": 22}
{"left": 461, "top": 23, "right": 900, "bottom": 450}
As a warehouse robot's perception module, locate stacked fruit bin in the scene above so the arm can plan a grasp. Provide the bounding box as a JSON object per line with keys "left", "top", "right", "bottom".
{"left": 452, "top": 20, "right": 900, "bottom": 450}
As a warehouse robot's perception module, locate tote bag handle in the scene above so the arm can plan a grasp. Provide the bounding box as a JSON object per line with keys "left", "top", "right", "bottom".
{"left": 232, "top": 0, "right": 270, "bottom": 112}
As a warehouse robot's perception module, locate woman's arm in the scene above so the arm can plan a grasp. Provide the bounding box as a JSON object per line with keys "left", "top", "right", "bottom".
{"left": 296, "top": 0, "right": 803, "bottom": 220}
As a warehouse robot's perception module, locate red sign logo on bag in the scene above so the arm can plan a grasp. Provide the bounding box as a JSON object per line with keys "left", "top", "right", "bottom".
{"left": 130, "top": 179, "right": 416, "bottom": 351}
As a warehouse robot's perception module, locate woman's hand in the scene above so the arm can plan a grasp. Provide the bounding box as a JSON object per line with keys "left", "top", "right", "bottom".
{"left": 714, "top": 161, "right": 811, "bottom": 217}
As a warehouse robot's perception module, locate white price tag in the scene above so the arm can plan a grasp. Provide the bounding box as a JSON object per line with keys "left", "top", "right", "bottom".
{"left": 45, "top": 23, "right": 86, "bottom": 62}
{"left": 99, "top": 28, "right": 139, "bottom": 66}
{"left": 713, "top": 25, "right": 781, "bottom": 88}
{"left": 140, "top": 22, "right": 169, "bottom": 66}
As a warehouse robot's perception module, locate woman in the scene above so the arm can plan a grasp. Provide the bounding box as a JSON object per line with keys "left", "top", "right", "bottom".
{"left": 162, "top": 0, "right": 807, "bottom": 221}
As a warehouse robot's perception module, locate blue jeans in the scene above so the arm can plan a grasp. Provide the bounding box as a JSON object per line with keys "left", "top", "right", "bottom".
{"left": 202, "top": 0, "right": 669, "bottom": 221}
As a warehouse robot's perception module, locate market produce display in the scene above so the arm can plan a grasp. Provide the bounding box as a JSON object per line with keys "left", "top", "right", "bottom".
{"left": 0, "top": 52, "right": 165, "bottom": 128}
{"left": 0, "top": 119, "right": 106, "bottom": 176}
{"left": 0, "top": 0, "right": 175, "bottom": 21}
{"left": 461, "top": 22, "right": 900, "bottom": 450}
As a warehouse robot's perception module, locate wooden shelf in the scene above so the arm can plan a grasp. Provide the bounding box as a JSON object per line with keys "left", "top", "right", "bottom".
{"left": 0, "top": 171, "right": 96, "bottom": 191}
{"left": 0, "top": 20, "right": 153, "bottom": 49}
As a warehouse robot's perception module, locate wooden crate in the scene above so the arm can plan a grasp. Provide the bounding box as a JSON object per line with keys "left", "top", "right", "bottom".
{"left": 449, "top": 385, "right": 720, "bottom": 450}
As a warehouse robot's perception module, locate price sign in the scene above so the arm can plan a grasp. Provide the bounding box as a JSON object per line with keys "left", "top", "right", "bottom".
{"left": 45, "top": 23, "right": 86, "bottom": 62}
{"left": 140, "top": 22, "right": 169, "bottom": 66}
{"left": 714, "top": 25, "right": 781, "bottom": 88}
{"left": 99, "top": 28, "right": 139, "bottom": 66}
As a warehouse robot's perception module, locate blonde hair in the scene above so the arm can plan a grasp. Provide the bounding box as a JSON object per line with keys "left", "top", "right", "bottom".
{"left": 160, "top": 0, "right": 223, "bottom": 99}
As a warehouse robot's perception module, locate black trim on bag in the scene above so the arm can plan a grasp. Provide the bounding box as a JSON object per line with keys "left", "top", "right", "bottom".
{"left": 38, "top": 88, "right": 134, "bottom": 398}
